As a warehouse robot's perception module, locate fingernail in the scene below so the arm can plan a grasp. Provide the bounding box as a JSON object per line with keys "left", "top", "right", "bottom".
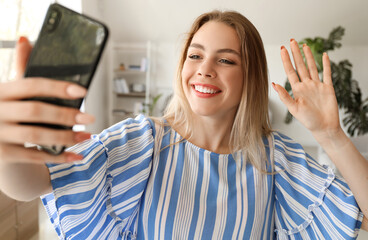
{"left": 75, "top": 132, "right": 91, "bottom": 142}
{"left": 18, "top": 36, "right": 28, "bottom": 44}
{"left": 303, "top": 43, "right": 307, "bottom": 47}
{"left": 66, "top": 153, "right": 83, "bottom": 162}
{"left": 281, "top": 45, "right": 285, "bottom": 50}
{"left": 323, "top": 52, "right": 328, "bottom": 56}
{"left": 272, "top": 82, "right": 278, "bottom": 92}
{"left": 75, "top": 113, "right": 95, "bottom": 124}
{"left": 290, "top": 38, "right": 295, "bottom": 42}
{"left": 67, "top": 84, "right": 87, "bottom": 98}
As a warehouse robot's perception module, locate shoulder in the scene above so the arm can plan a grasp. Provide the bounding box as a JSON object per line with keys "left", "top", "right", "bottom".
{"left": 270, "top": 131, "right": 309, "bottom": 160}
{"left": 271, "top": 131, "right": 305, "bottom": 153}
{"left": 268, "top": 131, "right": 321, "bottom": 171}
{"left": 67, "top": 115, "right": 157, "bottom": 157}
{"left": 104, "top": 114, "right": 154, "bottom": 134}
{"left": 98, "top": 114, "right": 155, "bottom": 142}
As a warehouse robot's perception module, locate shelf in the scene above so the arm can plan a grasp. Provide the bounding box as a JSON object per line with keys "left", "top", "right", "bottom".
{"left": 114, "top": 69, "right": 146, "bottom": 75}
{"left": 112, "top": 109, "right": 133, "bottom": 115}
{"left": 108, "top": 41, "right": 152, "bottom": 126}
{"left": 115, "top": 92, "right": 146, "bottom": 98}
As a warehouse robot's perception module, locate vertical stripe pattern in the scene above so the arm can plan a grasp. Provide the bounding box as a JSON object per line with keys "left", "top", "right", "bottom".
{"left": 41, "top": 116, "right": 363, "bottom": 239}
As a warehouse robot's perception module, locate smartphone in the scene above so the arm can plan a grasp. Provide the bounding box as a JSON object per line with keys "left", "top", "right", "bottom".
{"left": 23, "top": 3, "right": 109, "bottom": 155}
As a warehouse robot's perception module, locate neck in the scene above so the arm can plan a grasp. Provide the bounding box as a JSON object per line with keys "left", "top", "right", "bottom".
{"left": 170, "top": 113, "right": 236, "bottom": 154}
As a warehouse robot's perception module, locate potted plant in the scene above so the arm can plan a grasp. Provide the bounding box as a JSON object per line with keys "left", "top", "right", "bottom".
{"left": 142, "top": 93, "right": 163, "bottom": 116}
{"left": 283, "top": 27, "right": 368, "bottom": 167}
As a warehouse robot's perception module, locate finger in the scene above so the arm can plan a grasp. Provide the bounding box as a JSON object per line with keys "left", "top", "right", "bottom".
{"left": 0, "top": 101, "right": 95, "bottom": 126}
{"left": 302, "top": 44, "right": 320, "bottom": 81}
{"left": 0, "top": 124, "right": 91, "bottom": 146}
{"left": 280, "top": 46, "right": 299, "bottom": 86}
{"left": 15, "top": 36, "right": 33, "bottom": 80}
{"left": 272, "top": 82, "right": 297, "bottom": 113}
{"left": 0, "top": 78, "right": 87, "bottom": 101}
{"left": 0, "top": 143, "right": 83, "bottom": 164}
{"left": 290, "top": 39, "right": 310, "bottom": 81}
{"left": 322, "top": 52, "right": 333, "bottom": 86}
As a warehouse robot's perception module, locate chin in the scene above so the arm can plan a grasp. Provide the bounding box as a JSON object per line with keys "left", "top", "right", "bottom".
{"left": 190, "top": 106, "right": 221, "bottom": 118}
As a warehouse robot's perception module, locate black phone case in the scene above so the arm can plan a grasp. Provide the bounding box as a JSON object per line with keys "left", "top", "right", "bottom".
{"left": 23, "top": 3, "right": 109, "bottom": 154}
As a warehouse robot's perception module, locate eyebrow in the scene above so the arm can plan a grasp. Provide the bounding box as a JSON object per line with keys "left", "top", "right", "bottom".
{"left": 189, "top": 43, "right": 241, "bottom": 57}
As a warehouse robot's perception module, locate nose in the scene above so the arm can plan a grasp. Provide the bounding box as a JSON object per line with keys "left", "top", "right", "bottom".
{"left": 197, "top": 60, "right": 216, "bottom": 78}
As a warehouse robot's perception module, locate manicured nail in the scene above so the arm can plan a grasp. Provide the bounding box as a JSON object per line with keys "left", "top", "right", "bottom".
{"left": 75, "top": 132, "right": 91, "bottom": 142}
{"left": 290, "top": 38, "right": 295, "bottom": 42}
{"left": 18, "top": 36, "right": 28, "bottom": 44}
{"left": 272, "top": 82, "right": 278, "bottom": 92}
{"left": 281, "top": 45, "right": 285, "bottom": 50}
{"left": 67, "top": 84, "right": 87, "bottom": 98}
{"left": 75, "top": 113, "right": 95, "bottom": 124}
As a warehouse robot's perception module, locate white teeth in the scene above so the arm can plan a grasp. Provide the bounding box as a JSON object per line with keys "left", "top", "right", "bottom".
{"left": 194, "top": 85, "right": 219, "bottom": 94}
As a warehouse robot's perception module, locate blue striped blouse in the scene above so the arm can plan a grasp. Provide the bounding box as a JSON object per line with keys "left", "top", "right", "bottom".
{"left": 41, "top": 115, "right": 364, "bottom": 239}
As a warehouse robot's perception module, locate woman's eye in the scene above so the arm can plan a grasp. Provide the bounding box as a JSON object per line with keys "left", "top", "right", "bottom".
{"left": 219, "top": 59, "right": 235, "bottom": 65}
{"left": 188, "top": 54, "right": 201, "bottom": 60}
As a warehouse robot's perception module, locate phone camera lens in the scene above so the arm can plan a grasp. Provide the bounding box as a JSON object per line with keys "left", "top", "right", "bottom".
{"left": 48, "top": 18, "right": 55, "bottom": 25}
{"left": 45, "top": 9, "right": 60, "bottom": 32}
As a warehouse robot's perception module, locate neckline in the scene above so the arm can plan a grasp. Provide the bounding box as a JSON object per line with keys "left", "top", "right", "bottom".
{"left": 160, "top": 117, "right": 240, "bottom": 157}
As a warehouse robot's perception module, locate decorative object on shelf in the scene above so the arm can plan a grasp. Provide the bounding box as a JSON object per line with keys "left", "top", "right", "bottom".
{"left": 132, "top": 83, "right": 146, "bottom": 93}
{"left": 283, "top": 26, "right": 368, "bottom": 137}
{"left": 128, "top": 65, "right": 141, "bottom": 70}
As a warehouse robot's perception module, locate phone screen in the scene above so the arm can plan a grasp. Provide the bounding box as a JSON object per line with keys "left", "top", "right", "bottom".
{"left": 23, "top": 3, "right": 109, "bottom": 154}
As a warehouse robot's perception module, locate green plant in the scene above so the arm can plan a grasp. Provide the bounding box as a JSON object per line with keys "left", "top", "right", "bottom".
{"left": 142, "top": 93, "right": 163, "bottom": 116}
{"left": 284, "top": 26, "right": 368, "bottom": 136}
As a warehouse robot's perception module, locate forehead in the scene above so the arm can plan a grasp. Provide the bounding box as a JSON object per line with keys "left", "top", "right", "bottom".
{"left": 191, "top": 21, "right": 240, "bottom": 51}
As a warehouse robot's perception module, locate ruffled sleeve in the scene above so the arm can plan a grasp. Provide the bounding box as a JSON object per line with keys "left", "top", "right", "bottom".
{"left": 272, "top": 132, "right": 364, "bottom": 240}
{"left": 40, "top": 115, "right": 155, "bottom": 239}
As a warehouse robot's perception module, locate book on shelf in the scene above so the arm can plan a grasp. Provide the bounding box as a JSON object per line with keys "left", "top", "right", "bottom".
{"left": 114, "top": 78, "right": 130, "bottom": 93}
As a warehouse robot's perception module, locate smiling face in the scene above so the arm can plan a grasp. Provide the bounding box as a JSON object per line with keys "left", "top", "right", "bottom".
{"left": 182, "top": 21, "right": 243, "bottom": 119}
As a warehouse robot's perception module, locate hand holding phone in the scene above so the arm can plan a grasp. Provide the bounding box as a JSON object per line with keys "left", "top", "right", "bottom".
{"left": 23, "top": 3, "right": 109, "bottom": 155}
{"left": 0, "top": 38, "right": 93, "bottom": 164}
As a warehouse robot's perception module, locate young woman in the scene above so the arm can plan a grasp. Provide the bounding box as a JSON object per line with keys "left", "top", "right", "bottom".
{"left": 0, "top": 10, "right": 367, "bottom": 239}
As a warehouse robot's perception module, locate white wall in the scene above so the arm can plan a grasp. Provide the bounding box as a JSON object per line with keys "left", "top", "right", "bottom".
{"left": 81, "top": 0, "right": 110, "bottom": 133}
{"left": 81, "top": 0, "right": 368, "bottom": 148}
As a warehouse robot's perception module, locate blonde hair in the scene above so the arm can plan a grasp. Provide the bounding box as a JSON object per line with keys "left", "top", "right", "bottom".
{"left": 163, "top": 10, "right": 272, "bottom": 172}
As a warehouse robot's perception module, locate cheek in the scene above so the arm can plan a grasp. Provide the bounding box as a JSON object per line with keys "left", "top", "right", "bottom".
{"left": 229, "top": 71, "right": 244, "bottom": 92}
{"left": 232, "top": 72, "right": 244, "bottom": 104}
{"left": 181, "top": 64, "right": 191, "bottom": 96}
{"left": 181, "top": 61, "right": 192, "bottom": 83}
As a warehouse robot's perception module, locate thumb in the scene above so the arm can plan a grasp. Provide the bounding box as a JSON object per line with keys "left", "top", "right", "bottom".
{"left": 272, "top": 82, "right": 296, "bottom": 112}
{"left": 15, "top": 36, "right": 33, "bottom": 80}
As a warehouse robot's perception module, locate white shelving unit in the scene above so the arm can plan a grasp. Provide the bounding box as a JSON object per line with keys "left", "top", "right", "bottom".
{"left": 108, "top": 41, "right": 152, "bottom": 126}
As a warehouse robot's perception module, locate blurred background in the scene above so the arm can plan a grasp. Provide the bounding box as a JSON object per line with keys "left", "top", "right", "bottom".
{"left": 0, "top": 0, "right": 367, "bottom": 239}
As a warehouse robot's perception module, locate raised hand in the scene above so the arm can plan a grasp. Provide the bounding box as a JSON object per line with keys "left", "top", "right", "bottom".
{"left": 273, "top": 39, "right": 341, "bottom": 138}
{"left": 0, "top": 37, "right": 94, "bottom": 164}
